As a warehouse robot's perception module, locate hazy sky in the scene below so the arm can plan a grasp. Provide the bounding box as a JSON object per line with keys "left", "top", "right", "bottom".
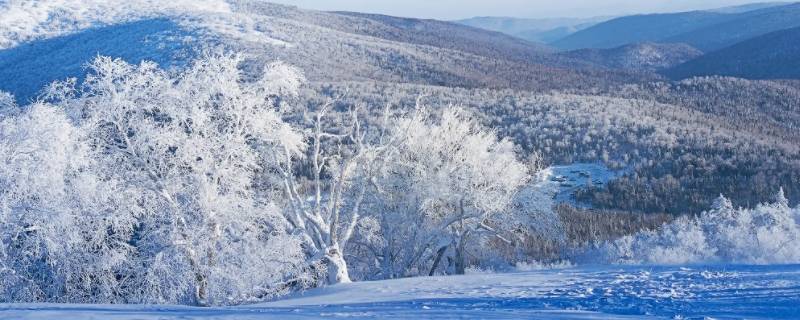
{"left": 268, "top": 0, "right": 775, "bottom": 20}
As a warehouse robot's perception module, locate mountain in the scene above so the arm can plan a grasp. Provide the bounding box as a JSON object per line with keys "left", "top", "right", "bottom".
{"left": 708, "top": 1, "right": 791, "bottom": 13}
{"left": 0, "top": 1, "right": 644, "bottom": 103}
{"left": 330, "top": 11, "right": 556, "bottom": 59}
{"left": 552, "top": 2, "right": 800, "bottom": 51}
{"left": 454, "top": 16, "right": 610, "bottom": 43}
{"left": 664, "top": 26, "right": 800, "bottom": 80}
{"left": 560, "top": 42, "right": 703, "bottom": 71}
{"left": 666, "top": 3, "right": 800, "bottom": 52}
{"left": 552, "top": 11, "right": 731, "bottom": 50}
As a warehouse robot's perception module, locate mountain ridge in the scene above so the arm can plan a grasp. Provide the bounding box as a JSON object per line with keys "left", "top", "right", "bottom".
{"left": 664, "top": 26, "right": 800, "bottom": 80}
{"left": 553, "top": 2, "right": 800, "bottom": 51}
{"left": 454, "top": 16, "right": 610, "bottom": 43}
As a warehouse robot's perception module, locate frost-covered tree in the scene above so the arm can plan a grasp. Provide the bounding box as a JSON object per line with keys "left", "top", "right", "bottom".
{"left": 0, "top": 91, "right": 14, "bottom": 111}
{"left": 1, "top": 102, "right": 95, "bottom": 302}
{"left": 0, "top": 55, "right": 310, "bottom": 306}
{"left": 589, "top": 190, "right": 800, "bottom": 265}
{"left": 274, "top": 102, "right": 398, "bottom": 284}
{"left": 0, "top": 97, "right": 146, "bottom": 304}
{"left": 65, "top": 55, "right": 307, "bottom": 305}
{"left": 357, "top": 107, "right": 530, "bottom": 276}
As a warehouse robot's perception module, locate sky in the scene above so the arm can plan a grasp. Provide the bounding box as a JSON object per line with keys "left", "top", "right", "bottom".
{"left": 268, "top": 0, "right": 777, "bottom": 20}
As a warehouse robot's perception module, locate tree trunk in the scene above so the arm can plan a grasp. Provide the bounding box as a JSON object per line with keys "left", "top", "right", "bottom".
{"left": 454, "top": 234, "right": 468, "bottom": 275}
{"left": 184, "top": 249, "right": 208, "bottom": 306}
{"left": 325, "top": 246, "right": 351, "bottom": 284}
{"left": 195, "top": 271, "right": 208, "bottom": 306}
{"left": 428, "top": 245, "right": 449, "bottom": 276}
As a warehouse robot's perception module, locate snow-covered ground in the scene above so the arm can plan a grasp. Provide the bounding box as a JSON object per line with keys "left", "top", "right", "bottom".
{"left": 2, "top": 264, "right": 798, "bottom": 319}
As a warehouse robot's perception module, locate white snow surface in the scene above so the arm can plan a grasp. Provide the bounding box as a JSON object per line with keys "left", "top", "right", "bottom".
{"left": 2, "top": 264, "right": 799, "bottom": 319}
{"left": 0, "top": 0, "right": 231, "bottom": 49}
{"left": 0, "top": 0, "right": 293, "bottom": 51}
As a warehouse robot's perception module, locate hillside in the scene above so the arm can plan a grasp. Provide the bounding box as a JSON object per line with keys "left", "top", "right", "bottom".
{"left": 666, "top": 3, "right": 800, "bottom": 51}
{"left": 559, "top": 42, "right": 702, "bottom": 71}
{"left": 0, "top": 18, "right": 198, "bottom": 102}
{"left": 3, "top": 1, "right": 800, "bottom": 318}
{"left": 330, "top": 12, "right": 556, "bottom": 56}
{"left": 0, "top": 1, "right": 644, "bottom": 102}
{"left": 664, "top": 26, "right": 800, "bottom": 80}
{"left": 454, "top": 16, "right": 609, "bottom": 43}
{"left": 552, "top": 2, "right": 800, "bottom": 51}
{"left": 551, "top": 11, "right": 731, "bottom": 50}
{"left": 317, "top": 77, "right": 800, "bottom": 214}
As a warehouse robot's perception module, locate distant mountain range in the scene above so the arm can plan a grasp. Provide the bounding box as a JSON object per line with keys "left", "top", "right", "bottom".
{"left": 553, "top": 2, "right": 800, "bottom": 51}
{"left": 454, "top": 16, "right": 611, "bottom": 44}
{"left": 451, "top": 2, "right": 800, "bottom": 82}
{"left": 664, "top": 26, "right": 800, "bottom": 80}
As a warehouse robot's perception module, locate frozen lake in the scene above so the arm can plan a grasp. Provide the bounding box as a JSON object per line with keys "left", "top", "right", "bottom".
{"left": 3, "top": 264, "right": 798, "bottom": 319}
{"left": 541, "top": 163, "right": 627, "bottom": 207}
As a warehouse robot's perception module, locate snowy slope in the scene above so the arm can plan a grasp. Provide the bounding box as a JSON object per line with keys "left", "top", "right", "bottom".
{"left": 0, "top": 0, "right": 231, "bottom": 49}
{"left": 1, "top": 265, "right": 798, "bottom": 319}
{"left": 0, "top": 0, "right": 647, "bottom": 102}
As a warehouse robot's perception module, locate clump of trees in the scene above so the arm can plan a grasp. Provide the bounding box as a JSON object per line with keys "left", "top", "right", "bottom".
{"left": 586, "top": 190, "right": 800, "bottom": 265}
{"left": 0, "top": 55, "right": 309, "bottom": 306}
{"left": 0, "top": 55, "right": 554, "bottom": 305}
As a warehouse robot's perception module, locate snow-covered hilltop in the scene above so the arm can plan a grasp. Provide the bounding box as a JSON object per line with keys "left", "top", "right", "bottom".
{"left": 0, "top": 0, "right": 642, "bottom": 102}
{"left": 0, "top": 0, "right": 231, "bottom": 49}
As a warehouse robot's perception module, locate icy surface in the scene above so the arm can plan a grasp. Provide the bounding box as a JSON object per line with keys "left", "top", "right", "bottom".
{"left": 540, "top": 163, "right": 626, "bottom": 207}
{"left": 2, "top": 264, "right": 798, "bottom": 319}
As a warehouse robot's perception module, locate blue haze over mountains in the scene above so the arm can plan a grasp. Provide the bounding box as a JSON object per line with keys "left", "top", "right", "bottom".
{"left": 458, "top": 1, "right": 800, "bottom": 80}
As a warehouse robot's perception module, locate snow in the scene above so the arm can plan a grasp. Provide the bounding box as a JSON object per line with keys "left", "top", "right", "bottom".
{"left": 0, "top": 18, "right": 197, "bottom": 102}
{"left": 2, "top": 264, "right": 799, "bottom": 319}
{"left": 0, "top": 0, "right": 298, "bottom": 101}
{"left": 0, "top": 0, "right": 231, "bottom": 49}
{"left": 586, "top": 193, "right": 800, "bottom": 265}
{"left": 0, "top": 0, "right": 294, "bottom": 51}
